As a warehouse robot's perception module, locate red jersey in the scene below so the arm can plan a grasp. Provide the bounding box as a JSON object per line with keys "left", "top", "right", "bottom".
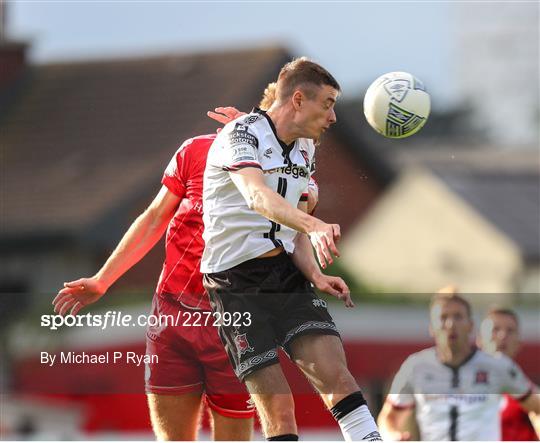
{"left": 155, "top": 134, "right": 215, "bottom": 310}
{"left": 501, "top": 394, "right": 538, "bottom": 441}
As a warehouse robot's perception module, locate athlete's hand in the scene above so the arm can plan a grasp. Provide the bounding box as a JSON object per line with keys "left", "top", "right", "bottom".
{"left": 207, "top": 107, "right": 246, "bottom": 126}
{"left": 52, "top": 278, "right": 107, "bottom": 316}
{"left": 307, "top": 220, "right": 341, "bottom": 269}
{"left": 313, "top": 274, "right": 353, "bottom": 308}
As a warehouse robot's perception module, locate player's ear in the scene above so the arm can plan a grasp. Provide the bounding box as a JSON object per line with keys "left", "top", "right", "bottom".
{"left": 292, "top": 90, "right": 303, "bottom": 111}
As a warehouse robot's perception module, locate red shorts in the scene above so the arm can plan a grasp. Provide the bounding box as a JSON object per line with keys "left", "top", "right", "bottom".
{"left": 145, "top": 294, "right": 255, "bottom": 419}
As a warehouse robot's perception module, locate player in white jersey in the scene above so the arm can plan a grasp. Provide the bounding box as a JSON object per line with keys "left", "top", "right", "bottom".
{"left": 202, "top": 58, "right": 381, "bottom": 441}
{"left": 378, "top": 287, "right": 540, "bottom": 441}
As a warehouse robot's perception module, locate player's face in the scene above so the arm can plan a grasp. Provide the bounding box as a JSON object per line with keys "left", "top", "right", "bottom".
{"left": 430, "top": 301, "right": 473, "bottom": 351}
{"left": 480, "top": 314, "right": 520, "bottom": 358}
{"left": 298, "top": 85, "right": 338, "bottom": 139}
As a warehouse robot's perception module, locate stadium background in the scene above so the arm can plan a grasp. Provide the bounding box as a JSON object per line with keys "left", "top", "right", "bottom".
{"left": 0, "top": 1, "right": 538, "bottom": 440}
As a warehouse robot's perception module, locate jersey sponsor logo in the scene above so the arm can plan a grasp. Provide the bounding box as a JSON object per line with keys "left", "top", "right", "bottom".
{"left": 475, "top": 370, "right": 489, "bottom": 384}
{"left": 231, "top": 145, "right": 257, "bottom": 163}
{"left": 229, "top": 129, "right": 258, "bottom": 150}
{"left": 425, "top": 394, "right": 489, "bottom": 404}
{"left": 264, "top": 148, "right": 273, "bottom": 158}
{"left": 234, "top": 333, "right": 254, "bottom": 356}
{"left": 267, "top": 164, "right": 309, "bottom": 179}
{"left": 244, "top": 115, "right": 260, "bottom": 124}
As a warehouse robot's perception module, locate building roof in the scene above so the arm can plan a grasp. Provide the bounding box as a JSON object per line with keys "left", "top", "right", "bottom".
{"left": 1, "top": 47, "right": 291, "bottom": 247}
{"left": 436, "top": 169, "right": 540, "bottom": 261}
{"left": 382, "top": 143, "right": 540, "bottom": 261}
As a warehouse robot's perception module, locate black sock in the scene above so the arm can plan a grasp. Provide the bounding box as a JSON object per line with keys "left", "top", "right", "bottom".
{"left": 266, "top": 434, "right": 299, "bottom": 441}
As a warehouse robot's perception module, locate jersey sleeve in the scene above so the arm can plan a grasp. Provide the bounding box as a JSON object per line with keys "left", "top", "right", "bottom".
{"left": 299, "top": 177, "right": 315, "bottom": 203}
{"left": 499, "top": 354, "right": 534, "bottom": 400}
{"left": 161, "top": 142, "right": 188, "bottom": 198}
{"left": 387, "top": 356, "right": 416, "bottom": 409}
{"left": 220, "top": 123, "right": 261, "bottom": 171}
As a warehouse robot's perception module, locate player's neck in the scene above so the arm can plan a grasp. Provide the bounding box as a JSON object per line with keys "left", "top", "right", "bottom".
{"left": 266, "top": 108, "right": 301, "bottom": 145}
{"left": 436, "top": 343, "right": 474, "bottom": 367}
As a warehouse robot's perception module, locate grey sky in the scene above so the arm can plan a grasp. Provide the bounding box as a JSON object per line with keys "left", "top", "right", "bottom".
{"left": 9, "top": 1, "right": 455, "bottom": 107}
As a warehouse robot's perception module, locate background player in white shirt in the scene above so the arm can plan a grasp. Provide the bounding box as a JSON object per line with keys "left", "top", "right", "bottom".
{"left": 377, "top": 286, "right": 540, "bottom": 441}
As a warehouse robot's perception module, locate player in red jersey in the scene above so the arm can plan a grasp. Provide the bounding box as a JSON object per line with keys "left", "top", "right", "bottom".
{"left": 53, "top": 130, "right": 255, "bottom": 441}
{"left": 478, "top": 307, "right": 540, "bottom": 440}
{"left": 51, "top": 87, "right": 329, "bottom": 440}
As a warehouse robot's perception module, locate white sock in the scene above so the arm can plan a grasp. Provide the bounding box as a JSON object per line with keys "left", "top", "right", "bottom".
{"left": 336, "top": 405, "right": 381, "bottom": 441}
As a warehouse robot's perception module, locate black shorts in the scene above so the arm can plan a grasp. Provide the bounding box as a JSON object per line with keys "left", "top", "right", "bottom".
{"left": 203, "top": 253, "right": 340, "bottom": 381}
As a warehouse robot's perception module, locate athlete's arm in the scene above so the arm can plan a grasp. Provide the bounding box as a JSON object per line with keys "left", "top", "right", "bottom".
{"left": 377, "top": 401, "right": 414, "bottom": 441}
{"left": 291, "top": 201, "right": 353, "bottom": 307}
{"left": 52, "top": 186, "right": 180, "bottom": 315}
{"left": 229, "top": 167, "right": 340, "bottom": 268}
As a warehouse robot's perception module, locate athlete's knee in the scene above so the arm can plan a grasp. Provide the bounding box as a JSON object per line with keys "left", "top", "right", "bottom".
{"left": 147, "top": 393, "right": 201, "bottom": 441}
{"left": 314, "top": 363, "right": 358, "bottom": 396}
{"left": 253, "top": 394, "right": 297, "bottom": 437}
{"left": 211, "top": 414, "right": 253, "bottom": 441}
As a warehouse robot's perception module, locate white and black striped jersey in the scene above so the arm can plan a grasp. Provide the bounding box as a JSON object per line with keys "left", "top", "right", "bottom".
{"left": 387, "top": 347, "right": 533, "bottom": 441}
{"left": 200, "top": 109, "right": 315, "bottom": 273}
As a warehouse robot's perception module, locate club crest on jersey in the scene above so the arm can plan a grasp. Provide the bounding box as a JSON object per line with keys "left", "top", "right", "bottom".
{"left": 234, "top": 333, "right": 254, "bottom": 356}
{"left": 300, "top": 149, "right": 310, "bottom": 168}
{"left": 475, "top": 370, "right": 489, "bottom": 384}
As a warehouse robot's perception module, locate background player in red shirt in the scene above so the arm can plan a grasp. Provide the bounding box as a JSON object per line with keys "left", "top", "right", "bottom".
{"left": 478, "top": 307, "right": 540, "bottom": 440}
{"left": 52, "top": 89, "right": 336, "bottom": 440}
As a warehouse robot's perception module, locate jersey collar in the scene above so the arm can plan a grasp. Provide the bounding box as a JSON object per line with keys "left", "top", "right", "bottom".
{"left": 440, "top": 346, "right": 478, "bottom": 371}
{"left": 253, "top": 108, "right": 295, "bottom": 164}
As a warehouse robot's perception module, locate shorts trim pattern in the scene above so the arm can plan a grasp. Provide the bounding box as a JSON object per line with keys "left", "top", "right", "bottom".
{"left": 282, "top": 320, "right": 339, "bottom": 346}
{"left": 235, "top": 349, "right": 279, "bottom": 378}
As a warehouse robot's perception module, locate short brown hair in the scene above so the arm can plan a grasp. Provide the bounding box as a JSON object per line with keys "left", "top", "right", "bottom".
{"left": 430, "top": 285, "right": 472, "bottom": 318}
{"left": 486, "top": 307, "right": 519, "bottom": 327}
{"left": 275, "top": 57, "right": 341, "bottom": 103}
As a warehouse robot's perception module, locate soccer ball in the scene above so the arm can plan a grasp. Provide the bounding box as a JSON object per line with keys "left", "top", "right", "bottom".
{"left": 363, "top": 72, "right": 431, "bottom": 139}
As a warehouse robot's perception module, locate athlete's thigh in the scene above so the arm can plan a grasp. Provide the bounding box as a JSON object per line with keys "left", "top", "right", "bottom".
{"left": 147, "top": 392, "right": 203, "bottom": 441}
{"left": 145, "top": 296, "right": 205, "bottom": 394}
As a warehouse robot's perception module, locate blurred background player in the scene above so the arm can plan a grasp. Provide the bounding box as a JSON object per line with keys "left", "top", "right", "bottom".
{"left": 50, "top": 85, "right": 305, "bottom": 441}
{"left": 377, "top": 286, "right": 540, "bottom": 441}
{"left": 478, "top": 307, "right": 540, "bottom": 440}
{"left": 202, "top": 57, "right": 381, "bottom": 441}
